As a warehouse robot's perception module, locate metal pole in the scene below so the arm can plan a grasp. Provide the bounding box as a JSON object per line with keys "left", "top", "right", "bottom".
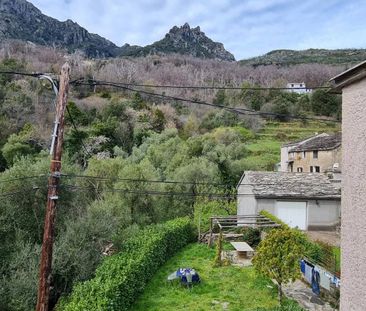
{"left": 39, "top": 75, "right": 59, "bottom": 155}
{"left": 36, "top": 63, "right": 70, "bottom": 311}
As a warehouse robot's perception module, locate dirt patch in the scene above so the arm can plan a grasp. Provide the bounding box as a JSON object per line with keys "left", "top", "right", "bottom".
{"left": 306, "top": 231, "right": 340, "bottom": 247}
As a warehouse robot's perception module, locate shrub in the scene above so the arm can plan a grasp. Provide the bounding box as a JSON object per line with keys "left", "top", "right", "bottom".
{"left": 242, "top": 227, "right": 261, "bottom": 247}
{"left": 58, "top": 217, "right": 195, "bottom": 311}
{"left": 259, "top": 210, "right": 289, "bottom": 229}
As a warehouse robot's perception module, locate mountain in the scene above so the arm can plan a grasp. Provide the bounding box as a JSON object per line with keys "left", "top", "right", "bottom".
{"left": 240, "top": 49, "right": 366, "bottom": 66}
{"left": 0, "top": 0, "right": 121, "bottom": 57}
{"left": 0, "top": 0, "right": 235, "bottom": 61}
{"left": 119, "top": 23, "right": 235, "bottom": 61}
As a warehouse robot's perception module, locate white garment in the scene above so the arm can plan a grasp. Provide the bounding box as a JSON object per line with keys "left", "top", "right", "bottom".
{"left": 317, "top": 266, "right": 331, "bottom": 291}
{"left": 304, "top": 263, "right": 313, "bottom": 284}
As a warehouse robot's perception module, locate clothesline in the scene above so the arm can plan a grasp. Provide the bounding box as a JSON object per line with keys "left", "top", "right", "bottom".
{"left": 301, "top": 258, "right": 340, "bottom": 295}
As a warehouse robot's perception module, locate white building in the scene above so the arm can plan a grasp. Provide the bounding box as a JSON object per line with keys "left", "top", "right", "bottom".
{"left": 286, "top": 82, "right": 312, "bottom": 94}
{"left": 237, "top": 171, "right": 341, "bottom": 230}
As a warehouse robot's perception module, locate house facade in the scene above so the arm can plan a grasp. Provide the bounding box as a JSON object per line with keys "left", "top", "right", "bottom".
{"left": 286, "top": 82, "right": 312, "bottom": 94}
{"left": 330, "top": 60, "right": 366, "bottom": 310}
{"left": 280, "top": 133, "right": 342, "bottom": 173}
{"left": 237, "top": 171, "right": 341, "bottom": 230}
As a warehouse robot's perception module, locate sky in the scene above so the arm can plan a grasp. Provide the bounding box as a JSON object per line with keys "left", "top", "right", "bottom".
{"left": 29, "top": 0, "right": 366, "bottom": 60}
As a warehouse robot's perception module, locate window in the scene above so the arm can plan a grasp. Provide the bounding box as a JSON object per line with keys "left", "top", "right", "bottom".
{"left": 313, "top": 150, "right": 318, "bottom": 159}
{"left": 310, "top": 166, "right": 320, "bottom": 173}
{"left": 302, "top": 151, "right": 306, "bottom": 159}
{"left": 297, "top": 167, "right": 303, "bottom": 172}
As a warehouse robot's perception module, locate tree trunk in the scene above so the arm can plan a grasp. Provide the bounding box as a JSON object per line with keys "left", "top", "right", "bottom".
{"left": 278, "top": 282, "right": 283, "bottom": 304}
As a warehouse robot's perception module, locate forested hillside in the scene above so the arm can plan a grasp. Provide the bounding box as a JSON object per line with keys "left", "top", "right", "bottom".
{"left": 240, "top": 48, "right": 366, "bottom": 66}
{"left": 0, "top": 41, "right": 342, "bottom": 310}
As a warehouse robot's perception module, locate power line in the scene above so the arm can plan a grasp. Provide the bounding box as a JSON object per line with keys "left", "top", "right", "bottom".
{"left": 0, "top": 70, "right": 339, "bottom": 122}
{"left": 72, "top": 78, "right": 331, "bottom": 91}
{"left": 62, "top": 184, "right": 236, "bottom": 199}
{"left": 0, "top": 70, "right": 47, "bottom": 78}
{"left": 65, "top": 105, "right": 93, "bottom": 158}
{"left": 0, "top": 175, "right": 47, "bottom": 184}
{"left": 0, "top": 187, "right": 40, "bottom": 197}
{"left": 61, "top": 173, "right": 232, "bottom": 187}
{"left": 0, "top": 71, "right": 331, "bottom": 91}
{"left": 72, "top": 80, "right": 340, "bottom": 123}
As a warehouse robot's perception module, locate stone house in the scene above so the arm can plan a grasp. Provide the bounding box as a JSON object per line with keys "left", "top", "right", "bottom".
{"left": 237, "top": 171, "right": 341, "bottom": 230}
{"left": 280, "top": 133, "right": 342, "bottom": 173}
{"left": 330, "top": 60, "right": 366, "bottom": 310}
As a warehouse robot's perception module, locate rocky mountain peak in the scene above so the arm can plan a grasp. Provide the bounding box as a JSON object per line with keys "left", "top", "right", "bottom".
{"left": 0, "top": 1, "right": 235, "bottom": 61}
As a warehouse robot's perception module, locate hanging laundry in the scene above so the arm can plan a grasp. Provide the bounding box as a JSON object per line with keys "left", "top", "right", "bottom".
{"left": 312, "top": 268, "right": 320, "bottom": 295}
{"left": 304, "top": 261, "right": 313, "bottom": 284}
{"left": 300, "top": 260, "right": 305, "bottom": 274}
{"left": 317, "top": 266, "right": 331, "bottom": 291}
{"left": 332, "top": 276, "right": 341, "bottom": 288}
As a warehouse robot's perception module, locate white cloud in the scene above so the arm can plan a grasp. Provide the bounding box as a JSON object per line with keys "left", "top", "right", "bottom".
{"left": 28, "top": 0, "right": 366, "bottom": 59}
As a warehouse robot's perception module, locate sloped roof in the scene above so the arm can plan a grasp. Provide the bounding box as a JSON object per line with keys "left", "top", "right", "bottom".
{"left": 239, "top": 171, "right": 341, "bottom": 200}
{"left": 282, "top": 133, "right": 329, "bottom": 148}
{"left": 330, "top": 60, "right": 366, "bottom": 92}
{"left": 290, "top": 133, "right": 341, "bottom": 152}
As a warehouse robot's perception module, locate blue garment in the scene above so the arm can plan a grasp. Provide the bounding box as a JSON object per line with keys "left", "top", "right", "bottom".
{"left": 332, "top": 276, "right": 341, "bottom": 288}
{"left": 176, "top": 268, "right": 200, "bottom": 284}
{"left": 300, "top": 260, "right": 305, "bottom": 274}
{"left": 311, "top": 269, "right": 320, "bottom": 295}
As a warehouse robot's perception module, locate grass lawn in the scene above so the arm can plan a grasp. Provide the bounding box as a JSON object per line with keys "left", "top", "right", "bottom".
{"left": 131, "top": 243, "right": 280, "bottom": 311}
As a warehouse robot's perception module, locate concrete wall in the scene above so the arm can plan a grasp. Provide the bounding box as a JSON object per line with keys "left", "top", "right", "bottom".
{"left": 237, "top": 184, "right": 257, "bottom": 215}
{"left": 307, "top": 200, "right": 341, "bottom": 230}
{"left": 340, "top": 78, "right": 366, "bottom": 310}
{"left": 280, "top": 146, "right": 291, "bottom": 172}
{"left": 239, "top": 197, "right": 340, "bottom": 229}
{"left": 291, "top": 146, "right": 342, "bottom": 173}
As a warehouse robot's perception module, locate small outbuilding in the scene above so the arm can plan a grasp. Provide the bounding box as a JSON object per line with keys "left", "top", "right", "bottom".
{"left": 237, "top": 171, "right": 341, "bottom": 230}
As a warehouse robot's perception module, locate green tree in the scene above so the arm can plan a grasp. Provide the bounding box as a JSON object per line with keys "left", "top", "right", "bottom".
{"left": 252, "top": 228, "right": 304, "bottom": 302}
{"left": 0, "top": 59, "right": 25, "bottom": 86}
{"left": 240, "top": 82, "right": 264, "bottom": 111}
{"left": 213, "top": 230, "right": 223, "bottom": 267}
{"left": 213, "top": 90, "right": 227, "bottom": 106}
{"left": 311, "top": 89, "right": 341, "bottom": 117}
{"left": 2, "top": 124, "right": 42, "bottom": 166}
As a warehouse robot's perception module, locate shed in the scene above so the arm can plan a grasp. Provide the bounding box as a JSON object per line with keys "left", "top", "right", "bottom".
{"left": 237, "top": 171, "right": 341, "bottom": 230}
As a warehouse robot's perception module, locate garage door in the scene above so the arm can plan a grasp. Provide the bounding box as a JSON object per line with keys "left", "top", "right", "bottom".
{"left": 276, "top": 201, "right": 307, "bottom": 230}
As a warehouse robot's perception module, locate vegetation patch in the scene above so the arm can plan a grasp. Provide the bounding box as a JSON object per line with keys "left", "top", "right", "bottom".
{"left": 131, "top": 243, "right": 281, "bottom": 311}
{"left": 58, "top": 217, "right": 195, "bottom": 311}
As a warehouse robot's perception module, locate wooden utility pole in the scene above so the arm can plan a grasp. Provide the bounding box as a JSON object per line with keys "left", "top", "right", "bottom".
{"left": 36, "top": 63, "right": 70, "bottom": 311}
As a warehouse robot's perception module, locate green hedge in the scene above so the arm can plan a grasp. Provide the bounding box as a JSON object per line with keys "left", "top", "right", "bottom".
{"left": 259, "top": 210, "right": 289, "bottom": 229}
{"left": 258, "top": 211, "right": 327, "bottom": 268}
{"left": 58, "top": 217, "right": 195, "bottom": 311}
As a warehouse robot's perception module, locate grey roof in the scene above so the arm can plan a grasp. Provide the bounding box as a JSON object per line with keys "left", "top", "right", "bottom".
{"left": 282, "top": 133, "right": 329, "bottom": 148}
{"left": 239, "top": 171, "right": 341, "bottom": 199}
{"left": 330, "top": 60, "right": 366, "bottom": 91}
{"left": 290, "top": 133, "right": 341, "bottom": 152}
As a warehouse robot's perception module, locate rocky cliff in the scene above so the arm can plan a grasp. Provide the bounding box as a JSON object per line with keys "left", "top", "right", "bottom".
{"left": 0, "top": 0, "right": 121, "bottom": 57}
{"left": 0, "top": 1, "right": 235, "bottom": 61}
{"left": 120, "top": 23, "right": 235, "bottom": 61}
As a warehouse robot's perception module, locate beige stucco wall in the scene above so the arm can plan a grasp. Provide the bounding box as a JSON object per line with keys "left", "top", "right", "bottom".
{"left": 290, "top": 147, "right": 341, "bottom": 173}
{"left": 340, "top": 78, "right": 366, "bottom": 310}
